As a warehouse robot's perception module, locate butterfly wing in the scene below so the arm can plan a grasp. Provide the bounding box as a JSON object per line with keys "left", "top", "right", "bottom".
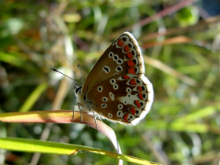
{"left": 80, "top": 32, "right": 154, "bottom": 125}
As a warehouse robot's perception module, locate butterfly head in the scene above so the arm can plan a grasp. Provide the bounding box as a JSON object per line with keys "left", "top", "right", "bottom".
{"left": 74, "top": 85, "right": 82, "bottom": 96}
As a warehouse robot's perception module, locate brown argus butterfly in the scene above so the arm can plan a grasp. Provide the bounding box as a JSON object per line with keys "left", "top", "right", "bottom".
{"left": 74, "top": 32, "right": 154, "bottom": 125}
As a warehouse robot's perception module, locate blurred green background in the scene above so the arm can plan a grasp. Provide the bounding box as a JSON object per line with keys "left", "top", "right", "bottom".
{"left": 0, "top": 0, "right": 220, "bottom": 165}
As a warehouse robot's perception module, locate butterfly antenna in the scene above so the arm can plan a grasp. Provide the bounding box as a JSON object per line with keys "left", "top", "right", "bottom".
{"left": 51, "top": 68, "right": 78, "bottom": 86}
{"left": 78, "top": 64, "right": 84, "bottom": 85}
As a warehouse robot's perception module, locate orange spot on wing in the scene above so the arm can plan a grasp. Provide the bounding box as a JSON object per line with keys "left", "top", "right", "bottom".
{"left": 123, "top": 113, "right": 129, "bottom": 121}
{"left": 126, "top": 52, "right": 133, "bottom": 59}
{"left": 127, "top": 60, "right": 135, "bottom": 67}
{"left": 130, "top": 79, "right": 137, "bottom": 85}
{"left": 138, "top": 93, "right": 143, "bottom": 100}
{"left": 122, "top": 75, "right": 130, "bottom": 79}
{"left": 128, "top": 68, "right": 136, "bottom": 74}
{"left": 137, "top": 86, "right": 142, "bottom": 92}
{"left": 117, "top": 39, "right": 124, "bottom": 47}
{"left": 134, "top": 100, "right": 141, "bottom": 108}
{"left": 130, "top": 108, "right": 136, "bottom": 115}
{"left": 124, "top": 45, "right": 130, "bottom": 52}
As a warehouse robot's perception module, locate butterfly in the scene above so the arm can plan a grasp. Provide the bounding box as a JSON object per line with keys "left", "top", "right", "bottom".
{"left": 73, "top": 32, "right": 154, "bottom": 126}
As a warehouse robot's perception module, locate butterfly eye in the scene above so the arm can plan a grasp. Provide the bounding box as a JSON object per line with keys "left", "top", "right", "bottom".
{"left": 110, "top": 79, "right": 116, "bottom": 84}
{"left": 116, "top": 110, "right": 123, "bottom": 117}
{"left": 109, "top": 52, "right": 114, "bottom": 58}
{"left": 97, "top": 86, "right": 103, "bottom": 92}
{"left": 75, "top": 86, "right": 82, "bottom": 94}
{"left": 116, "top": 66, "right": 123, "bottom": 72}
{"left": 118, "top": 104, "right": 123, "bottom": 109}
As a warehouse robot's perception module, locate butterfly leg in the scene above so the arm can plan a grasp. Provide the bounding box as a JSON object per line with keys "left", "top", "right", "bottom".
{"left": 78, "top": 103, "right": 83, "bottom": 123}
{"left": 93, "top": 110, "right": 98, "bottom": 130}
{"left": 98, "top": 115, "right": 102, "bottom": 122}
{"left": 71, "top": 102, "right": 83, "bottom": 123}
{"left": 71, "top": 104, "right": 75, "bottom": 121}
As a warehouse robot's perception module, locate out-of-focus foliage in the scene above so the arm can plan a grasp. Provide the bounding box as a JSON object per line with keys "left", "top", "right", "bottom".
{"left": 0, "top": 0, "right": 220, "bottom": 165}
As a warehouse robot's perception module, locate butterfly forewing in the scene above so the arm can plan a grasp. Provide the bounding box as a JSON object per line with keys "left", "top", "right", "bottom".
{"left": 78, "top": 32, "right": 153, "bottom": 125}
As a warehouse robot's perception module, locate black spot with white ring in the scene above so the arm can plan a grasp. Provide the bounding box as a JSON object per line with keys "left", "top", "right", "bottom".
{"left": 136, "top": 79, "right": 141, "bottom": 84}
{"left": 110, "top": 79, "right": 116, "bottom": 85}
{"left": 103, "top": 66, "right": 111, "bottom": 73}
{"left": 135, "top": 109, "right": 141, "bottom": 116}
{"left": 113, "top": 84, "right": 118, "bottom": 90}
{"left": 128, "top": 42, "right": 133, "bottom": 48}
{"left": 116, "top": 66, "right": 123, "bottom": 72}
{"left": 126, "top": 87, "right": 131, "bottom": 93}
{"left": 97, "top": 86, "right": 103, "bottom": 92}
{"left": 130, "top": 48, "right": 136, "bottom": 56}
{"left": 117, "top": 59, "right": 123, "bottom": 65}
{"left": 122, "top": 36, "right": 128, "bottom": 42}
{"left": 127, "top": 114, "right": 135, "bottom": 122}
{"left": 135, "top": 67, "right": 138, "bottom": 73}
{"left": 109, "top": 52, "right": 114, "bottom": 58}
{"left": 101, "top": 103, "right": 107, "bottom": 108}
{"left": 108, "top": 113, "right": 113, "bottom": 118}
{"left": 118, "top": 104, "right": 123, "bottom": 109}
{"left": 143, "top": 93, "right": 147, "bottom": 99}
{"left": 139, "top": 101, "right": 145, "bottom": 108}
{"left": 113, "top": 54, "right": 118, "bottom": 61}
{"left": 102, "top": 97, "right": 108, "bottom": 102}
{"left": 116, "top": 110, "right": 123, "bottom": 117}
{"left": 133, "top": 59, "right": 137, "bottom": 64}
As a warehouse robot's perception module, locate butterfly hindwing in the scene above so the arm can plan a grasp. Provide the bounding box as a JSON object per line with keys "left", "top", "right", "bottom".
{"left": 78, "top": 32, "right": 154, "bottom": 125}
{"left": 86, "top": 74, "right": 153, "bottom": 125}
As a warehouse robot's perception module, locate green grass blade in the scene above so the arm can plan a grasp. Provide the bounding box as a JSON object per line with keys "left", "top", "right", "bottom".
{"left": 0, "top": 137, "right": 161, "bottom": 165}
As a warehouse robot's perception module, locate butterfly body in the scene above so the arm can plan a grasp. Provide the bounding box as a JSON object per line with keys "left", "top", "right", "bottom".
{"left": 76, "top": 32, "right": 154, "bottom": 125}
